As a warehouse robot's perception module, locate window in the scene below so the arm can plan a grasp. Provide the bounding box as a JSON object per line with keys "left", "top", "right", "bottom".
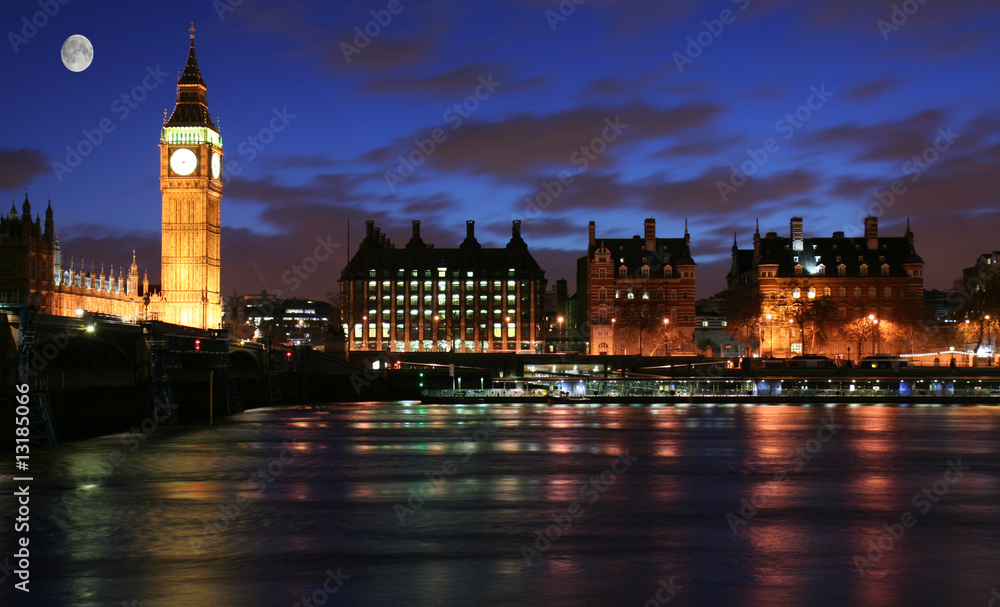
{"left": 823, "top": 286, "right": 831, "bottom": 297}
{"left": 664, "top": 265, "right": 672, "bottom": 278}
{"left": 793, "top": 288, "right": 801, "bottom": 299}
{"left": 860, "top": 264, "right": 868, "bottom": 277}
{"left": 868, "top": 287, "right": 876, "bottom": 298}
{"left": 641, "top": 266, "right": 650, "bottom": 278}
{"left": 627, "top": 291, "right": 635, "bottom": 300}
{"left": 669, "top": 290, "right": 677, "bottom": 300}
{"left": 619, "top": 266, "right": 628, "bottom": 278}
{"left": 598, "top": 268, "right": 607, "bottom": 278}
{"left": 838, "top": 264, "right": 846, "bottom": 277}
{"left": 817, "top": 264, "right": 826, "bottom": 276}
{"left": 838, "top": 287, "right": 846, "bottom": 297}
{"left": 881, "top": 264, "right": 889, "bottom": 277}
{"left": 853, "top": 287, "right": 861, "bottom": 298}
{"left": 598, "top": 307, "right": 608, "bottom": 322}
{"left": 794, "top": 265, "right": 803, "bottom": 277}
{"left": 838, "top": 306, "right": 847, "bottom": 320}
{"left": 598, "top": 288, "right": 607, "bottom": 300}
{"left": 808, "top": 288, "right": 816, "bottom": 299}
{"left": 884, "top": 287, "right": 892, "bottom": 298}
{"left": 642, "top": 291, "right": 649, "bottom": 300}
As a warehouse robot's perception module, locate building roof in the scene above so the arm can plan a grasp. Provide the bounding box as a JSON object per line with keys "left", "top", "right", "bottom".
{"left": 341, "top": 220, "right": 546, "bottom": 280}
{"left": 730, "top": 218, "right": 922, "bottom": 281}
{"left": 164, "top": 33, "right": 216, "bottom": 130}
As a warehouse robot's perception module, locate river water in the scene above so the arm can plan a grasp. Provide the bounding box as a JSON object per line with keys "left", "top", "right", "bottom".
{"left": 2, "top": 402, "right": 1000, "bottom": 607}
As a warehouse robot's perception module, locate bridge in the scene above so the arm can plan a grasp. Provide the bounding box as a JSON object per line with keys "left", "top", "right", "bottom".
{"left": 1, "top": 304, "right": 271, "bottom": 446}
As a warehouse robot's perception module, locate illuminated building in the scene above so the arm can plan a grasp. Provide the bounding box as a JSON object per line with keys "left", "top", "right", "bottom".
{"left": 0, "top": 28, "right": 220, "bottom": 329}
{"left": 339, "top": 220, "right": 546, "bottom": 352}
{"left": 576, "top": 218, "right": 696, "bottom": 355}
{"left": 159, "top": 26, "right": 223, "bottom": 329}
{"left": 726, "top": 216, "right": 924, "bottom": 358}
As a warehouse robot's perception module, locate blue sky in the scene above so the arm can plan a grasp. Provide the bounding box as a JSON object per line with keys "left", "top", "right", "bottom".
{"left": 2, "top": 0, "right": 998, "bottom": 300}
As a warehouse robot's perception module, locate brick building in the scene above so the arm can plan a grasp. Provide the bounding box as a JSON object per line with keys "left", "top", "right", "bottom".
{"left": 576, "top": 218, "right": 696, "bottom": 355}
{"left": 726, "top": 216, "right": 924, "bottom": 358}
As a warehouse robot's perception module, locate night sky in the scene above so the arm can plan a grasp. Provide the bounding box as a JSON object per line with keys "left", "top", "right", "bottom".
{"left": 2, "top": 0, "right": 998, "bottom": 302}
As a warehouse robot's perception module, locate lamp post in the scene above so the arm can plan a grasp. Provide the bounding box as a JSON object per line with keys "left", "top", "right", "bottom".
{"left": 557, "top": 315, "right": 564, "bottom": 352}
{"left": 869, "top": 314, "right": 878, "bottom": 356}
{"left": 788, "top": 318, "right": 794, "bottom": 357}
{"left": 505, "top": 315, "right": 511, "bottom": 352}
{"left": 765, "top": 313, "right": 773, "bottom": 357}
{"left": 662, "top": 318, "right": 670, "bottom": 356}
{"left": 611, "top": 317, "right": 616, "bottom": 356}
{"left": 433, "top": 314, "right": 440, "bottom": 352}
{"left": 362, "top": 314, "right": 368, "bottom": 350}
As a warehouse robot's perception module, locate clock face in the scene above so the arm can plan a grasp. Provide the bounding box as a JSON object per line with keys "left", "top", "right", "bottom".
{"left": 211, "top": 153, "right": 221, "bottom": 179}
{"left": 169, "top": 148, "right": 197, "bottom": 176}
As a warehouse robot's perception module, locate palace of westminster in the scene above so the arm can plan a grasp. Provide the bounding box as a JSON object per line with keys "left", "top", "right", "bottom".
{"left": 2, "top": 30, "right": 991, "bottom": 359}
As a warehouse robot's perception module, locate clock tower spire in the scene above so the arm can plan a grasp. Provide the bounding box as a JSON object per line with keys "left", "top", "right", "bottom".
{"left": 159, "top": 23, "right": 223, "bottom": 329}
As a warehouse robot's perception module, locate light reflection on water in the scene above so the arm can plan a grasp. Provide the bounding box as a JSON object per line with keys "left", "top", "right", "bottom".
{"left": 1, "top": 403, "right": 999, "bottom": 607}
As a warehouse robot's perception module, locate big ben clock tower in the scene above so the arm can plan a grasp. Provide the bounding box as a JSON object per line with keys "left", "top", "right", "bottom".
{"left": 160, "top": 24, "right": 222, "bottom": 329}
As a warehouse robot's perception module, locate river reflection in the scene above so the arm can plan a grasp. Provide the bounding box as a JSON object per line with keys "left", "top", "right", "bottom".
{"left": 1, "top": 402, "right": 999, "bottom": 606}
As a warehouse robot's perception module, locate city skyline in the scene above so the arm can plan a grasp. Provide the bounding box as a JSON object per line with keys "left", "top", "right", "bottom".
{"left": 2, "top": 0, "right": 998, "bottom": 301}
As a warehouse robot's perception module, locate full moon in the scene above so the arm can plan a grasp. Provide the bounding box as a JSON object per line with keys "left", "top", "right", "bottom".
{"left": 61, "top": 35, "right": 93, "bottom": 72}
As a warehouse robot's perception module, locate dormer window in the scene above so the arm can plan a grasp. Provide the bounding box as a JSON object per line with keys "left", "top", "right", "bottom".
{"left": 641, "top": 266, "right": 650, "bottom": 278}
{"left": 664, "top": 265, "right": 673, "bottom": 278}
{"left": 860, "top": 264, "right": 868, "bottom": 277}
{"left": 816, "top": 264, "right": 826, "bottom": 276}
{"left": 794, "top": 264, "right": 803, "bottom": 277}
{"left": 881, "top": 264, "right": 890, "bottom": 276}
{"left": 619, "top": 266, "right": 627, "bottom": 278}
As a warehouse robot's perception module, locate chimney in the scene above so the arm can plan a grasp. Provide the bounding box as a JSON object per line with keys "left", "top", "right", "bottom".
{"left": 512, "top": 220, "right": 521, "bottom": 238}
{"left": 466, "top": 220, "right": 475, "bottom": 240}
{"left": 365, "top": 220, "right": 374, "bottom": 240}
{"left": 865, "top": 216, "right": 878, "bottom": 250}
{"left": 790, "top": 217, "right": 803, "bottom": 251}
{"left": 588, "top": 221, "right": 596, "bottom": 247}
{"left": 412, "top": 220, "right": 420, "bottom": 240}
{"left": 373, "top": 226, "right": 381, "bottom": 244}
{"left": 644, "top": 218, "right": 656, "bottom": 251}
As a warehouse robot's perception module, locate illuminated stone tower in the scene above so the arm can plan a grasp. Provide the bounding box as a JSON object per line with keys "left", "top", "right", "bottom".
{"left": 160, "top": 24, "right": 222, "bottom": 329}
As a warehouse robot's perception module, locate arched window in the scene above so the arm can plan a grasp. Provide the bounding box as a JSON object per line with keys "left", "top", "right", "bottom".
{"left": 853, "top": 287, "right": 861, "bottom": 298}
{"left": 868, "top": 287, "right": 876, "bottom": 298}
{"left": 627, "top": 291, "right": 635, "bottom": 300}
{"left": 823, "top": 286, "right": 831, "bottom": 297}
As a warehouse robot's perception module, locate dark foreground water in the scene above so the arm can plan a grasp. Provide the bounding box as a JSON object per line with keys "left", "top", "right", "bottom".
{"left": 2, "top": 402, "right": 1000, "bottom": 607}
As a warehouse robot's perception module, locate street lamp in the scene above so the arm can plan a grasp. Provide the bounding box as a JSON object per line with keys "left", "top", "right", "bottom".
{"left": 557, "top": 316, "right": 564, "bottom": 352}
{"left": 505, "top": 315, "right": 511, "bottom": 352}
{"left": 869, "top": 314, "right": 878, "bottom": 356}
{"left": 433, "top": 314, "right": 440, "bottom": 352}
{"left": 765, "top": 313, "right": 773, "bottom": 357}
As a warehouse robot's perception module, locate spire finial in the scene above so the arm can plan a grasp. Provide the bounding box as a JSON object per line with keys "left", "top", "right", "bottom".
{"left": 189, "top": 21, "right": 196, "bottom": 40}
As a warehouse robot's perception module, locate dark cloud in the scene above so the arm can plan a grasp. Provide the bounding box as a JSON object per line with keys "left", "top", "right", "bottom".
{"left": 845, "top": 78, "right": 899, "bottom": 101}
{"left": 365, "top": 103, "right": 725, "bottom": 181}
{"left": 0, "top": 148, "right": 50, "bottom": 191}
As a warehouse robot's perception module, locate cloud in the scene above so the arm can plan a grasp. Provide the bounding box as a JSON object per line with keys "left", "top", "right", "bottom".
{"left": 0, "top": 148, "right": 50, "bottom": 191}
